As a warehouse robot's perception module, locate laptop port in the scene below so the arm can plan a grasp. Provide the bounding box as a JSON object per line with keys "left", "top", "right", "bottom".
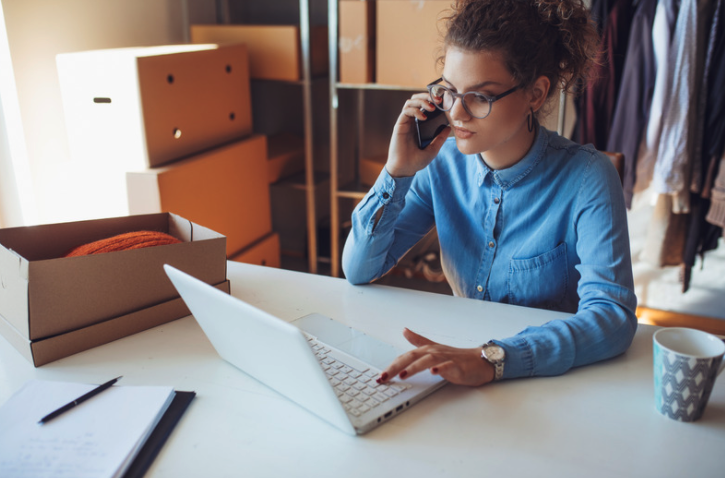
{"left": 396, "top": 405, "right": 404, "bottom": 412}
{"left": 384, "top": 411, "right": 393, "bottom": 419}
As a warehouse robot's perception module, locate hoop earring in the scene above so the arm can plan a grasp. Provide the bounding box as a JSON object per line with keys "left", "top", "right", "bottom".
{"left": 527, "top": 107, "right": 534, "bottom": 133}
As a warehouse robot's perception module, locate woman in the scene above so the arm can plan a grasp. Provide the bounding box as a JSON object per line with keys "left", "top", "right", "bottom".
{"left": 342, "top": 0, "right": 638, "bottom": 386}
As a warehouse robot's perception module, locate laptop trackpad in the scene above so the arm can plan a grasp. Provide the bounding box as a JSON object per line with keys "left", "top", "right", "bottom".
{"left": 292, "top": 313, "right": 401, "bottom": 371}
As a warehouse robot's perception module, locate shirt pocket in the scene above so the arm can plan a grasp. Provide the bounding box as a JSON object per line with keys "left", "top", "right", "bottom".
{"left": 508, "top": 242, "right": 568, "bottom": 311}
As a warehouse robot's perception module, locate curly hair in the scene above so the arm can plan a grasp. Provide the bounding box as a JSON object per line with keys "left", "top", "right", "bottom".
{"left": 439, "top": 0, "right": 600, "bottom": 99}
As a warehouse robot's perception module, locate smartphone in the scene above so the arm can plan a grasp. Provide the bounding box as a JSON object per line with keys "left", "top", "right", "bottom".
{"left": 415, "top": 107, "right": 449, "bottom": 150}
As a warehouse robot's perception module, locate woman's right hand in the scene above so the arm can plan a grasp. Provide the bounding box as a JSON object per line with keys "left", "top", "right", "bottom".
{"left": 385, "top": 92, "right": 451, "bottom": 178}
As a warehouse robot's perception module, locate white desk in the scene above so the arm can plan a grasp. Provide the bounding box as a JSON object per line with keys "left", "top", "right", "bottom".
{"left": 1, "top": 262, "right": 724, "bottom": 477}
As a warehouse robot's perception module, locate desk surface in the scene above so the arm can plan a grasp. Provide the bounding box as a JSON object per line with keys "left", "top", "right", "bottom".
{"left": 1, "top": 262, "right": 724, "bottom": 477}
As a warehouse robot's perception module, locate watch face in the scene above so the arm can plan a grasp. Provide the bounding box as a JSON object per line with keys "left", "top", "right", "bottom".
{"left": 484, "top": 345, "right": 505, "bottom": 363}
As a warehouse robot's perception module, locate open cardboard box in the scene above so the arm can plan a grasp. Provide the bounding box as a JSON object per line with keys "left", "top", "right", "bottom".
{"left": 0, "top": 213, "right": 228, "bottom": 366}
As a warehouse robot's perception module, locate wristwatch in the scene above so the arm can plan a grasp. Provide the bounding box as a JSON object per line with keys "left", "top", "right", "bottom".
{"left": 481, "top": 341, "right": 505, "bottom": 381}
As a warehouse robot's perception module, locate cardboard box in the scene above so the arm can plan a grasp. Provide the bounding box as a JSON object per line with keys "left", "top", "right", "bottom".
{"left": 229, "top": 232, "right": 281, "bottom": 268}
{"left": 57, "top": 43, "right": 253, "bottom": 168}
{"left": 268, "top": 133, "right": 305, "bottom": 184}
{"left": 376, "top": 1, "right": 449, "bottom": 87}
{"left": 0, "top": 212, "right": 228, "bottom": 366}
{"left": 127, "top": 135, "right": 272, "bottom": 257}
{"left": 359, "top": 155, "right": 387, "bottom": 186}
{"left": 339, "top": 1, "right": 376, "bottom": 84}
{"left": 190, "top": 25, "right": 329, "bottom": 81}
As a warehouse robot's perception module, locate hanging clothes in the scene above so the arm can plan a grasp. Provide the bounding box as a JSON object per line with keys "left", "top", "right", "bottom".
{"left": 651, "top": 0, "right": 715, "bottom": 213}
{"left": 636, "top": 0, "right": 680, "bottom": 191}
{"left": 681, "top": 0, "right": 724, "bottom": 293}
{"left": 707, "top": 151, "right": 725, "bottom": 227}
{"left": 579, "top": 0, "right": 634, "bottom": 151}
{"left": 607, "top": 0, "right": 659, "bottom": 209}
{"left": 701, "top": 0, "right": 725, "bottom": 185}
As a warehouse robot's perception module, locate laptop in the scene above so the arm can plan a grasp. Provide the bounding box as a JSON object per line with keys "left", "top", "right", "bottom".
{"left": 164, "top": 265, "right": 447, "bottom": 435}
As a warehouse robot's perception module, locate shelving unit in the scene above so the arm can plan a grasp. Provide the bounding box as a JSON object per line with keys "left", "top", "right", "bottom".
{"left": 218, "top": 0, "right": 325, "bottom": 274}
{"left": 328, "top": 0, "right": 430, "bottom": 277}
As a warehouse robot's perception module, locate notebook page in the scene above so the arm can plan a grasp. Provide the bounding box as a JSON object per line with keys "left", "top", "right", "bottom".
{"left": 0, "top": 379, "right": 174, "bottom": 478}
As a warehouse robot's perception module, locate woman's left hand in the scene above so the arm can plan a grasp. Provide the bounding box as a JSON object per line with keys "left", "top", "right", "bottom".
{"left": 377, "top": 328, "right": 495, "bottom": 386}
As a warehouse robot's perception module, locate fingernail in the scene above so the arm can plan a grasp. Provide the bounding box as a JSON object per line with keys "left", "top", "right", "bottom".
{"left": 431, "top": 367, "right": 439, "bottom": 374}
{"left": 399, "top": 370, "right": 408, "bottom": 379}
{"left": 378, "top": 372, "right": 388, "bottom": 383}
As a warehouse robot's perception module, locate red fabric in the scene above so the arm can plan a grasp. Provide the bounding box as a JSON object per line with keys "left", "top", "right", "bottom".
{"left": 64, "top": 231, "right": 182, "bottom": 258}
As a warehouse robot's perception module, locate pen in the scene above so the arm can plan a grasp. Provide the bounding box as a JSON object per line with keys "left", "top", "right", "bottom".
{"left": 38, "top": 376, "right": 123, "bottom": 425}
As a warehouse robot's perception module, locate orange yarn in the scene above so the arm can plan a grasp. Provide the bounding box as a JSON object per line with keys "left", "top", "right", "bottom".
{"left": 64, "top": 231, "right": 182, "bottom": 258}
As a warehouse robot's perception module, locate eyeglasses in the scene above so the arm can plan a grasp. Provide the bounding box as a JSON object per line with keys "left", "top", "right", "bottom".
{"left": 426, "top": 78, "right": 520, "bottom": 120}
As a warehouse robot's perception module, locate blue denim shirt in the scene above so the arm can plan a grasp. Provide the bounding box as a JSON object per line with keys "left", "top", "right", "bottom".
{"left": 342, "top": 126, "right": 638, "bottom": 379}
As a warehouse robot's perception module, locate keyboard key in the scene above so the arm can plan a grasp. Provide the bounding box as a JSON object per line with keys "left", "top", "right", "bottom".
{"left": 324, "top": 347, "right": 371, "bottom": 373}
{"left": 382, "top": 388, "right": 399, "bottom": 398}
{"left": 373, "top": 392, "right": 389, "bottom": 403}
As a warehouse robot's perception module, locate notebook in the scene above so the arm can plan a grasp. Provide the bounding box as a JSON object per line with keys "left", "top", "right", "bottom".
{"left": 0, "top": 379, "right": 194, "bottom": 478}
{"left": 164, "top": 265, "right": 446, "bottom": 435}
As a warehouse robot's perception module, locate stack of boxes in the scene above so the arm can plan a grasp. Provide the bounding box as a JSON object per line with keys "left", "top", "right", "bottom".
{"left": 0, "top": 34, "right": 326, "bottom": 367}
{"left": 57, "top": 43, "right": 281, "bottom": 268}
{"left": 188, "top": 23, "right": 329, "bottom": 258}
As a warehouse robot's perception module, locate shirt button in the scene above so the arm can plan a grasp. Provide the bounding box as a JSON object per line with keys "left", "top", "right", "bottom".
{"left": 382, "top": 192, "right": 390, "bottom": 199}
{"left": 493, "top": 197, "right": 500, "bottom": 204}
{"left": 477, "top": 285, "right": 483, "bottom": 292}
{"left": 488, "top": 241, "right": 495, "bottom": 248}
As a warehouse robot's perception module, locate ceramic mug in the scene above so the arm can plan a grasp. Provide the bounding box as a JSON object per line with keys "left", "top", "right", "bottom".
{"left": 653, "top": 327, "right": 725, "bottom": 422}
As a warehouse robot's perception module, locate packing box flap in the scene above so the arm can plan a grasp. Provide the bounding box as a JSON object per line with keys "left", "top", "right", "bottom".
{"left": 0, "top": 213, "right": 226, "bottom": 341}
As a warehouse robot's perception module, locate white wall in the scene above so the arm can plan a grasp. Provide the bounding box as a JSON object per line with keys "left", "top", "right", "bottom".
{"left": 0, "top": 0, "right": 216, "bottom": 226}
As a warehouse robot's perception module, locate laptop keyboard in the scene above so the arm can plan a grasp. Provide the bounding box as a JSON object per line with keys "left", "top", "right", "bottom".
{"left": 305, "top": 335, "right": 409, "bottom": 417}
